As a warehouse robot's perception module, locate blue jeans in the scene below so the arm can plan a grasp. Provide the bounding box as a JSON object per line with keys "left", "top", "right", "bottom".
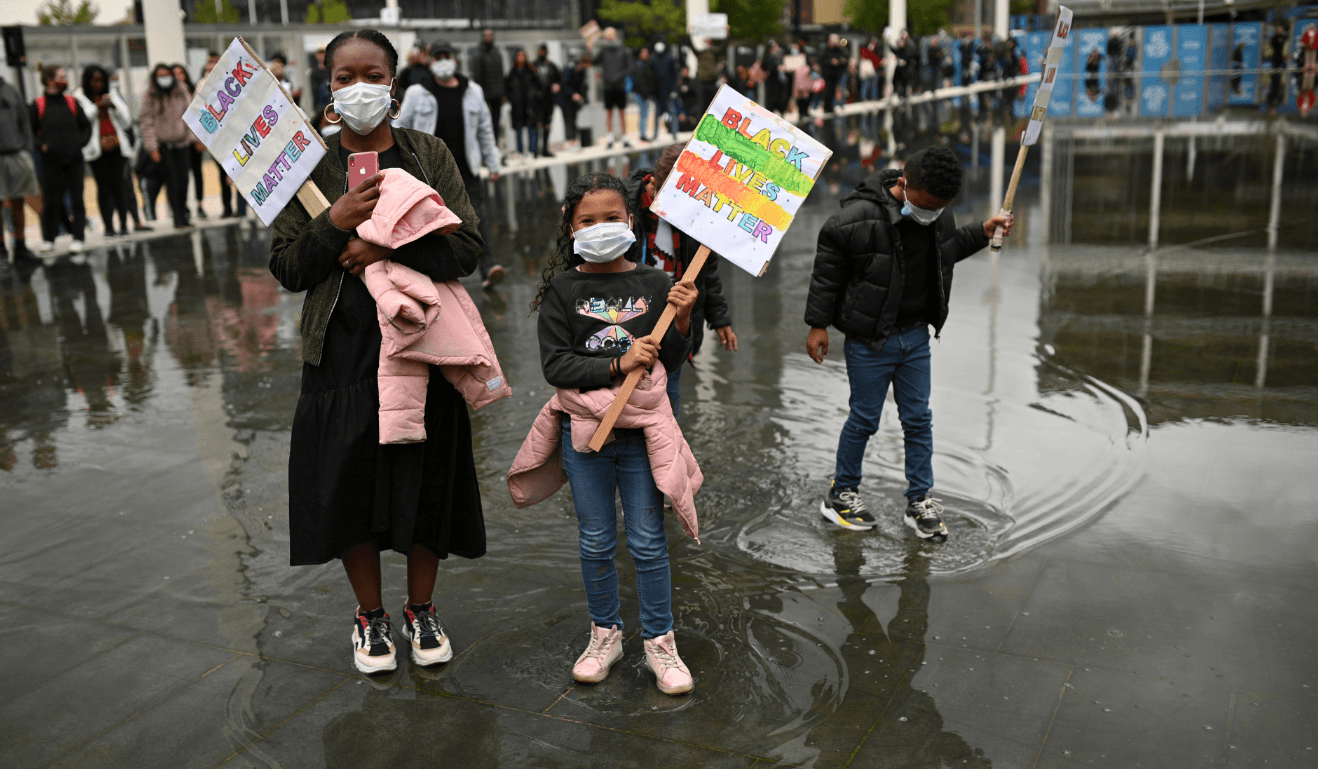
{"left": 663, "top": 95, "right": 684, "bottom": 135}
{"left": 514, "top": 124, "right": 538, "bottom": 155}
{"left": 860, "top": 75, "right": 880, "bottom": 102}
{"left": 666, "top": 364, "right": 682, "bottom": 421}
{"left": 633, "top": 94, "right": 653, "bottom": 139}
{"left": 560, "top": 421, "right": 672, "bottom": 638}
{"left": 833, "top": 327, "right": 934, "bottom": 499}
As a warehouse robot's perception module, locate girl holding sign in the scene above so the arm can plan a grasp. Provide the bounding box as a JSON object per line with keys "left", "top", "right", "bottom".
{"left": 268, "top": 30, "right": 487, "bottom": 676}
{"left": 524, "top": 173, "right": 699, "bottom": 695}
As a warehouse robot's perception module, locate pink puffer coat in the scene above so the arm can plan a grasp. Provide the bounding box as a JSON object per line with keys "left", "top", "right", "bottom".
{"left": 363, "top": 260, "right": 511, "bottom": 444}
{"left": 507, "top": 365, "right": 701, "bottom": 543}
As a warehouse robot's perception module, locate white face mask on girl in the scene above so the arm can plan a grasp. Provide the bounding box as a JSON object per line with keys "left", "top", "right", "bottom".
{"left": 332, "top": 80, "right": 394, "bottom": 135}
{"left": 573, "top": 220, "right": 635, "bottom": 263}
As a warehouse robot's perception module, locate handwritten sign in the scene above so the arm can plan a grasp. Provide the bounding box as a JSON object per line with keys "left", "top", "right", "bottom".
{"left": 649, "top": 85, "right": 831, "bottom": 277}
{"left": 1022, "top": 7, "right": 1073, "bottom": 146}
{"left": 183, "top": 38, "right": 327, "bottom": 226}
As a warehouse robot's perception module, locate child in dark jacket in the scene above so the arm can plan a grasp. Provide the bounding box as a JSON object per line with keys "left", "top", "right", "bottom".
{"left": 625, "top": 142, "right": 739, "bottom": 420}
{"left": 530, "top": 172, "right": 699, "bottom": 696}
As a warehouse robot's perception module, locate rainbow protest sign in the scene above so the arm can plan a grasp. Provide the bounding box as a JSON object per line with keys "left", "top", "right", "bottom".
{"left": 650, "top": 85, "right": 831, "bottom": 277}
{"left": 183, "top": 38, "right": 327, "bottom": 226}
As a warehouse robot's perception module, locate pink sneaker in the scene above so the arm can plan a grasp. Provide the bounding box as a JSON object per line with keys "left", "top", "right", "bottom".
{"left": 644, "top": 631, "right": 693, "bottom": 695}
{"left": 572, "top": 624, "right": 622, "bottom": 684}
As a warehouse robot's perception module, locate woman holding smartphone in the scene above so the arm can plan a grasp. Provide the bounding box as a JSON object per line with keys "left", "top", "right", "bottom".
{"left": 268, "top": 29, "right": 487, "bottom": 675}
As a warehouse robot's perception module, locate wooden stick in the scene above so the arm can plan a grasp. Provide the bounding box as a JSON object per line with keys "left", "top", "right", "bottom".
{"left": 297, "top": 180, "right": 330, "bottom": 218}
{"left": 990, "top": 145, "right": 1029, "bottom": 253}
{"left": 587, "top": 245, "right": 711, "bottom": 452}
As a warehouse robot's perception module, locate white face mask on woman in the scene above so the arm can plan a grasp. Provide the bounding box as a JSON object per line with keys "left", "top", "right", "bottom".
{"left": 430, "top": 59, "right": 457, "bottom": 80}
{"left": 573, "top": 220, "right": 635, "bottom": 263}
{"left": 332, "top": 80, "right": 394, "bottom": 135}
{"left": 156, "top": 75, "right": 175, "bottom": 90}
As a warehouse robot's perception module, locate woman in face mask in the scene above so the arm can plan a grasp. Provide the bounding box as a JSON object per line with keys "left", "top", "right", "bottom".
{"left": 526, "top": 173, "right": 700, "bottom": 696}
{"left": 267, "top": 29, "right": 489, "bottom": 676}
{"left": 138, "top": 62, "right": 196, "bottom": 228}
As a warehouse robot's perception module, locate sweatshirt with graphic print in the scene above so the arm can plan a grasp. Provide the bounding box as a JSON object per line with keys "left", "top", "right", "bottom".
{"left": 537, "top": 264, "right": 690, "bottom": 392}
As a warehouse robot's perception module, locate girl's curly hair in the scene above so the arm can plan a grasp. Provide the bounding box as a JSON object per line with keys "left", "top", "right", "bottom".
{"left": 529, "top": 172, "right": 637, "bottom": 314}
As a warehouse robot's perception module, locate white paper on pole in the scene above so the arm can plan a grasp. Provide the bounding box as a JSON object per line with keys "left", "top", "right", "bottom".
{"left": 1022, "top": 6, "right": 1073, "bottom": 146}
{"left": 183, "top": 38, "right": 327, "bottom": 226}
{"left": 649, "top": 85, "right": 831, "bottom": 277}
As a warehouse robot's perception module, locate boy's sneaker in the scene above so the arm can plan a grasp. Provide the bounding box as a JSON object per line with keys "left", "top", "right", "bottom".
{"left": 820, "top": 482, "right": 877, "bottom": 530}
{"left": 572, "top": 623, "right": 622, "bottom": 684}
{"left": 350, "top": 607, "right": 397, "bottom": 674}
{"left": 643, "top": 631, "right": 693, "bottom": 695}
{"left": 905, "top": 495, "right": 949, "bottom": 540}
{"left": 401, "top": 601, "right": 452, "bottom": 666}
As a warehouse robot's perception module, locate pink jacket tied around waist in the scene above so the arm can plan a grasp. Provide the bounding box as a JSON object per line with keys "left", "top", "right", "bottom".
{"left": 357, "top": 168, "right": 509, "bottom": 443}
{"left": 507, "top": 366, "right": 702, "bottom": 543}
{"left": 356, "top": 168, "right": 463, "bottom": 248}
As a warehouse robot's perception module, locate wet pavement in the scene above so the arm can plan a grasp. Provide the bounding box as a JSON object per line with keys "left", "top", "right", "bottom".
{"left": 2, "top": 111, "right": 1317, "bottom": 767}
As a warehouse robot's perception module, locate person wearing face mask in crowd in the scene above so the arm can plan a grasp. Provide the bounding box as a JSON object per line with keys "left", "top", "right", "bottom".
{"left": 469, "top": 29, "right": 506, "bottom": 149}
{"left": 395, "top": 40, "right": 504, "bottom": 289}
{"left": 519, "top": 172, "right": 699, "bottom": 697}
{"left": 73, "top": 64, "right": 138, "bottom": 238}
{"left": 29, "top": 65, "right": 90, "bottom": 252}
{"left": 804, "top": 147, "right": 1014, "bottom": 539}
{"left": 533, "top": 43, "right": 561, "bottom": 158}
{"left": 139, "top": 62, "right": 196, "bottom": 229}
{"left": 268, "top": 30, "right": 487, "bottom": 677}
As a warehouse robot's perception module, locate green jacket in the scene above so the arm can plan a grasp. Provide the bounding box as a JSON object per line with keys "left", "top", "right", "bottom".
{"left": 269, "top": 127, "right": 484, "bottom": 366}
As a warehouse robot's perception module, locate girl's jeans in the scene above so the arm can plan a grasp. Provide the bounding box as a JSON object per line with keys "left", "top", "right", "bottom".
{"left": 561, "top": 420, "right": 672, "bottom": 638}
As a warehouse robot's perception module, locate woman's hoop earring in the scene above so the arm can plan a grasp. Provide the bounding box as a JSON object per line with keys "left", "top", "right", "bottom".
{"left": 324, "top": 103, "right": 341, "bottom": 124}
{"left": 388, "top": 99, "right": 402, "bottom": 120}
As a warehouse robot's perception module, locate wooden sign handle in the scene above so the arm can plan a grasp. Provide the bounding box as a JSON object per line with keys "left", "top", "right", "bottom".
{"left": 990, "top": 145, "right": 1029, "bottom": 253}
{"left": 587, "top": 245, "right": 711, "bottom": 452}
{"left": 298, "top": 180, "right": 330, "bottom": 218}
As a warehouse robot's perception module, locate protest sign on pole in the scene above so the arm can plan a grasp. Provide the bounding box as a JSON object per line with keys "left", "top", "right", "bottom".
{"left": 992, "top": 7, "right": 1072, "bottom": 252}
{"left": 587, "top": 85, "right": 831, "bottom": 451}
{"left": 183, "top": 37, "right": 329, "bottom": 226}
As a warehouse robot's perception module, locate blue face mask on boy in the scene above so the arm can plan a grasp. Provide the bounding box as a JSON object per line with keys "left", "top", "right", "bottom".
{"left": 901, "top": 188, "right": 944, "bottom": 225}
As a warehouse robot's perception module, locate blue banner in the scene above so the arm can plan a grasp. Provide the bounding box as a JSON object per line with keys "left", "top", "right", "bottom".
{"left": 1227, "top": 22, "right": 1262, "bottom": 106}
{"left": 1075, "top": 28, "right": 1108, "bottom": 117}
{"left": 1017, "top": 31, "right": 1050, "bottom": 118}
{"left": 1173, "top": 25, "right": 1208, "bottom": 117}
{"left": 1207, "top": 24, "right": 1230, "bottom": 111}
{"left": 1141, "top": 25, "right": 1174, "bottom": 117}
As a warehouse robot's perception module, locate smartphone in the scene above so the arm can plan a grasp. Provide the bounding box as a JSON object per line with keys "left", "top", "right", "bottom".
{"left": 347, "top": 151, "right": 379, "bottom": 184}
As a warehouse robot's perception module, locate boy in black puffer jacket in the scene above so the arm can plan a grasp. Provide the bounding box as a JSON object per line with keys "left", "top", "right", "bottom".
{"left": 804, "top": 146, "right": 1012, "bottom": 539}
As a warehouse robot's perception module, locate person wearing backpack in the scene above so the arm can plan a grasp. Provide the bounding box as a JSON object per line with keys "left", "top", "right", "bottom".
{"left": 29, "top": 66, "right": 91, "bottom": 253}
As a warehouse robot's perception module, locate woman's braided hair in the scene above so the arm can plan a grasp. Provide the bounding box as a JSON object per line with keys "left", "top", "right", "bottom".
{"left": 529, "top": 173, "right": 636, "bottom": 314}
{"left": 325, "top": 30, "right": 399, "bottom": 75}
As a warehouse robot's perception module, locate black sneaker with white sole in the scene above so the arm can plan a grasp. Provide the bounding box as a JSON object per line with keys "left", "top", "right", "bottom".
{"left": 351, "top": 607, "right": 397, "bottom": 674}
{"left": 820, "top": 483, "right": 878, "bottom": 530}
{"left": 905, "top": 495, "right": 949, "bottom": 540}
{"left": 401, "top": 601, "right": 453, "bottom": 666}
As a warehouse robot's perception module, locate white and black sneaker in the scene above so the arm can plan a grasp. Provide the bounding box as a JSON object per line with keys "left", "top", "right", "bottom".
{"left": 351, "top": 607, "right": 397, "bottom": 674}
{"left": 820, "top": 482, "right": 878, "bottom": 530}
{"left": 905, "top": 495, "right": 949, "bottom": 540}
{"left": 401, "top": 601, "right": 453, "bottom": 666}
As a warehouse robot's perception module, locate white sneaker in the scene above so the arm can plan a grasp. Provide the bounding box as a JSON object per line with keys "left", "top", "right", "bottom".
{"left": 69, "top": 240, "right": 84, "bottom": 253}
{"left": 401, "top": 602, "right": 452, "bottom": 666}
{"left": 39, "top": 241, "right": 55, "bottom": 253}
{"left": 572, "top": 623, "right": 623, "bottom": 684}
{"left": 350, "top": 608, "right": 397, "bottom": 674}
{"left": 644, "top": 631, "right": 693, "bottom": 695}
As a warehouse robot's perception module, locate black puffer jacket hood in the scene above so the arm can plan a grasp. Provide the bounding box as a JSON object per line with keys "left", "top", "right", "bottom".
{"left": 803, "top": 168, "right": 989, "bottom": 349}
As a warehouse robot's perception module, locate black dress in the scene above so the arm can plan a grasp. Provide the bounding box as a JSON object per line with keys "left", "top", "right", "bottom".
{"left": 287, "top": 146, "right": 486, "bottom": 566}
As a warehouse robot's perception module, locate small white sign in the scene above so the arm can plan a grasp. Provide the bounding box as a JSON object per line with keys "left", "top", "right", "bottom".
{"left": 690, "top": 13, "right": 729, "bottom": 40}
{"left": 184, "top": 38, "right": 328, "bottom": 226}
{"left": 380, "top": 7, "right": 400, "bottom": 25}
